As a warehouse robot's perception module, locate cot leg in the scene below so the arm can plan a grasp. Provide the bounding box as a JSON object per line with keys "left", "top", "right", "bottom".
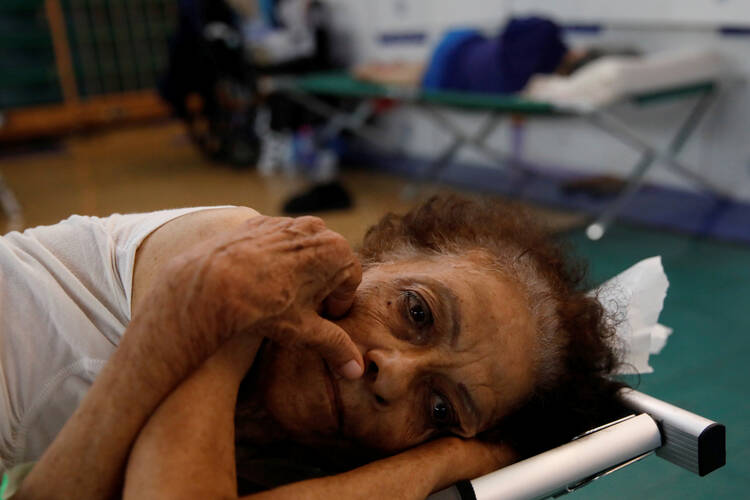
{"left": 422, "top": 108, "right": 531, "bottom": 173}
{"left": 402, "top": 110, "right": 507, "bottom": 199}
{"left": 282, "top": 92, "right": 389, "bottom": 149}
{"left": 402, "top": 134, "right": 465, "bottom": 199}
{"left": 585, "top": 87, "right": 726, "bottom": 240}
{"left": 584, "top": 152, "right": 656, "bottom": 240}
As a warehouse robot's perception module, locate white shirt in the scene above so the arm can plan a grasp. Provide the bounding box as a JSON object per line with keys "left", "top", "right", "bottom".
{"left": 0, "top": 207, "right": 228, "bottom": 473}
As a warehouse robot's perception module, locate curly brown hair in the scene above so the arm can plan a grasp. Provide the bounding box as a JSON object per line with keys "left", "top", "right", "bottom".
{"left": 358, "top": 194, "right": 628, "bottom": 458}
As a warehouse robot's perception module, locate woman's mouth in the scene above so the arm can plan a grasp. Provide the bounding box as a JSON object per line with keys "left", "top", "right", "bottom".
{"left": 323, "top": 361, "right": 344, "bottom": 433}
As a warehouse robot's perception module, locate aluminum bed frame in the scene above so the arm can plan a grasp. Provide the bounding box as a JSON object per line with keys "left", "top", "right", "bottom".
{"left": 425, "top": 388, "right": 725, "bottom": 500}
{"left": 270, "top": 72, "right": 729, "bottom": 241}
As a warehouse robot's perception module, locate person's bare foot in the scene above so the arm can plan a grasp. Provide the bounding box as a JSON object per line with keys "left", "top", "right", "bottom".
{"left": 353, "top": 61, "right": 425, "bottom": 88}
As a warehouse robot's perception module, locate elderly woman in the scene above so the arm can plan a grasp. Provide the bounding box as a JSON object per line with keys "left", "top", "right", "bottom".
{"left": 3, "top": 196, "right": 622, "bottom": 499}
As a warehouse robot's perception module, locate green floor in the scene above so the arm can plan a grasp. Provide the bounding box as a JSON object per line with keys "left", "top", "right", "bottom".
{"left": 558, "top": 223, "right": 750, "bottom": 499}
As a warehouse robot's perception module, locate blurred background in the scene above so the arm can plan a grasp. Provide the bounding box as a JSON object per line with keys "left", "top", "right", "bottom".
{"left": 0, "top": 1, "right": 748, "bottom": 498}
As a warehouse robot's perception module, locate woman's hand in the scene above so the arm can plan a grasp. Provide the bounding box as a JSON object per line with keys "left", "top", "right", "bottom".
{"left": 18, "top": 211, "right": 363, "bottom": 500}
{"left": 412, "top": 436, "right": 517, "bottom": 492}
{"left": 140, "top": 214, "right": 364, "bottom": 379}
{"left": 246, "top": 437, "right": 516, "bottom": 500}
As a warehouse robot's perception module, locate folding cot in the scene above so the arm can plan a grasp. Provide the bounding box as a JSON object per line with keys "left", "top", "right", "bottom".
{"left": 426, "top": 388, "right": 725, "bottom": 500}
{"left": 270, "top": 70, "right": 730, "bottom": 240}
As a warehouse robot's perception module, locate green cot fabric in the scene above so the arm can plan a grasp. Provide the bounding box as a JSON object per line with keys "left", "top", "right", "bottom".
{"left": 290, "top": 72, "right": 396, "bottom": 99}
{"left": 289, "top": 72, "right": 564, "bottom": 115}
{"left": 1, "top": 462, "right": 34, "bottom": 499}
{"left": 284, "top": 72, "right": 715, "bottom": 114}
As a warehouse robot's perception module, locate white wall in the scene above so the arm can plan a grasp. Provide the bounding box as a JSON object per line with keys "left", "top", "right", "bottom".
{"left": 324, "top": 0, "right": 750, "bottom": 201}
{"left": 510, "top": 0, "right": 750, "bottom": 25}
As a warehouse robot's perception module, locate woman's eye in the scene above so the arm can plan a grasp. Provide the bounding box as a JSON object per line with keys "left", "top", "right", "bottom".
{"left": 429, "top": 392, "right": 456, "bottom": 429}
{"left": 404, "top": 291, "right": 433, "bottom": 328}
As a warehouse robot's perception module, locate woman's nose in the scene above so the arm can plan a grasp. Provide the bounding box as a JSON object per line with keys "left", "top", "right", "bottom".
{"left": 364, "top": 348, "right": 421, "bottom": 405}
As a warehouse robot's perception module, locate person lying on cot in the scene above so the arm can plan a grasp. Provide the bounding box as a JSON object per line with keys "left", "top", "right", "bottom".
{"left": 1, "top": 195, "right": 626, "bottom": 499}
{"left": 354, "top": 17, "right": 637, "bottom": 95}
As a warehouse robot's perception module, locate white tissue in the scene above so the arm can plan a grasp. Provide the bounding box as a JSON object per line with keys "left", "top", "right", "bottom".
{"left": 590, "top": 256, "right": 672, "bottom": 375}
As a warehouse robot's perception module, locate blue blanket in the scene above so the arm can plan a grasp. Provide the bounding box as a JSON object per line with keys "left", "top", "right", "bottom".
{"left": 422, "top": 17, "right": 568, "bottom": 95}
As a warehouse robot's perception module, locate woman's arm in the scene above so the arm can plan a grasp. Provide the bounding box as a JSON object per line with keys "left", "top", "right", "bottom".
{"left": 123, "top": 341, "right": 515, "bottom": 500}
{"left": 124, "top": 333, "right": 262, "bottom": 499}
{"left": 247, "top": 437, "right": 515, "bottom": 500}
{"left": 15, "top": 208, "right": 262, "bottom": 500}
{"left": 17, "top": 211, "right": 364, "bottom": 499}
{"left": 130, "top": 207, "right": 260, "bottom": 316}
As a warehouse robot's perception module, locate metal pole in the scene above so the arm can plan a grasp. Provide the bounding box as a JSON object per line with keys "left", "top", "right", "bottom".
{"left": 423, "top": 107, "right": 531, "bottom": 174}
{"left": 589, "top": 90, "right": 729, "bottom": 197}
{"left": 45, "top": 0, "right": 80, "bottom": 105}
{"left": 585, "top": 88, "right": 728, "bottom": 240}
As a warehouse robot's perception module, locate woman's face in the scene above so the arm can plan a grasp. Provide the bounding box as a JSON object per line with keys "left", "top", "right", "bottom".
{"left": 257, "top": 253, "right": 538, "bottom": 452}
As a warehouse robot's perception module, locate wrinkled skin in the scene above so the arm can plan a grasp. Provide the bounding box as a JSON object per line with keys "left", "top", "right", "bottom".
{"left": 254, "top": 253, "right": 538, "bottom": 453}
{"left": 155, "top": 214, "right": 365, "bottom": 379}
{"left": 17, "top": 212, "right": 525, "bottom": 500}
{"left": 151, "top": 214, "right": 537, "bottom": 453}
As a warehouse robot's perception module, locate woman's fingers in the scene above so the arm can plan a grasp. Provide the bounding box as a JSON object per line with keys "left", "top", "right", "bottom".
{"left": 324, "top": 258, "right": 362, "bottom": 318}
{"left": 300, "top": 313, "right": 364, "bottom": 380}
{"left": 174, "top": 214, "right": 365, "bottom": 378}
{"left": 255, "top": 222, "right": 363, "bottom": 378}
{"left": 287, "top": 225, "right": 362, "bottom": 317}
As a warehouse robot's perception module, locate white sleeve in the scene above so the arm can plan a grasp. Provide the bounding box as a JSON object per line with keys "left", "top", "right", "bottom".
{"left": 11, "top": 206, "right": 234, "bottom": 343}
{"left": 100, "top": 206, "right": 238, "bottom": 323}
{"left": 0, "top": 206, "right": 234, "bottom": 470}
